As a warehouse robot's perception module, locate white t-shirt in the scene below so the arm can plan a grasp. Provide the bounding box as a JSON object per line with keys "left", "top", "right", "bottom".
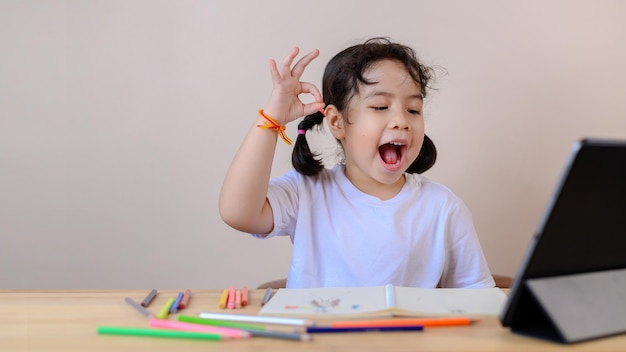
{"left": 254, "top": 164, "right": 495, "bottom": 289}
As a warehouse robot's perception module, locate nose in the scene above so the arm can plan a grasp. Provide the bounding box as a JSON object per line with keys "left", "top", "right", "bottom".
{"left": 389, "top": 110, "right": 410, "bottom": 130}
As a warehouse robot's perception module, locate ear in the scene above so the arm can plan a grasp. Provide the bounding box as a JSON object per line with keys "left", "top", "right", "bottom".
{"left": 326, "top": 105, "right": 346, "bottom": 140}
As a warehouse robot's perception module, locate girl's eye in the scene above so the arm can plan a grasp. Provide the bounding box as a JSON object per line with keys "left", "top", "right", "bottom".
{"left": 408, "top": 109, "right": 421, "bottom": 115}
{"left": 372, "top": 106, "right": 388, "bottom": 111}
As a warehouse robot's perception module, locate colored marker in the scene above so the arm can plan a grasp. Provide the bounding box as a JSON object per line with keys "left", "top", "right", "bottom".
{"left": 218, "top": 289, "right": 228, "bottom": 309}
{"left": 97, "top": 325, "right": 226, "bottom": 341}
{"left": 261, "top": 287, "right": 272, "bottom": 306}
{"left": 330, "top": 317, "right": 477, "bottom": 328}
{"left": 124, "top": 297, "right": 153, "bottom": 318}
{"left": 241, "top": 286, "right": 248, "bottom": 307}
{"left": 179, "top": 289, "right": 192, "bottom": 309}
{"left": 199, "top": 312, "right": 313, "bottom": 326}
{"left": 247, "top": 329, "right": 312, "bottom": 341}
{"left": 235, "top": 290, "right": 242, "bottom": 308}
{"left": 170, "top": 292, "right": 184, "bottom": 314}
{"left": 178, "top": 315, "right": 266, "bottom": 331}
{"left": 156, "top": 298, "right": 175, "bottom": 319}
{"left": 149, "top": 318, "right": 251, "bottom": 338}
{"left": 227, "top": 285, "right": 236, "bottom": 309}
{"left": 140, "top": 289, "right": 157, "bottom": 307}
{"left": 306, "top": 325, "right": 423, "bottom": 333}
{"left": 177, "top": 315, "right": 311, "bottom": 341}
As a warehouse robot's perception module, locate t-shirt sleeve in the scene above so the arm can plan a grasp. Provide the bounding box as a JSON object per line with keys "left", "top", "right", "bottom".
{"left": 250, "top": 169, "right": 300, "bottom": 239}
{"left": 440, "top": 200, "right": 496, "bottom": 288}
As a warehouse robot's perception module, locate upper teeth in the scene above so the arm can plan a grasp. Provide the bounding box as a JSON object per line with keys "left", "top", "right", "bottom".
{"left": 391, "top": 142, "right": 403, "bottom": 146}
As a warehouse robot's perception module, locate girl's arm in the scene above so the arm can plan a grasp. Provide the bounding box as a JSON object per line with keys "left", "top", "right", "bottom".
{"left": 219, "top": 47, "right": 324, "bottom": 235}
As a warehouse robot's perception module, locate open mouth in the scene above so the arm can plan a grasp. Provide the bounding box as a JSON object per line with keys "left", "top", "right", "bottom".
{"left": 379, "top": 142, "right": 406, "bottom": 166}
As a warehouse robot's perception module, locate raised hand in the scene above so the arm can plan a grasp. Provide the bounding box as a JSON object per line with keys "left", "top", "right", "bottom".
{"left": 263, "top": 47, "right": 325, "bottom": 125}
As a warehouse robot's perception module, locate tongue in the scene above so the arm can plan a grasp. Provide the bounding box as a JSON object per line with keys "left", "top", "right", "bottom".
{"left": 380, "top": 144, "right": 399, "bottom": 164}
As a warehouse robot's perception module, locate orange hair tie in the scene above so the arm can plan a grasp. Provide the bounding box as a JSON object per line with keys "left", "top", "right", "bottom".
{"left": 257, "top": 109, "right": 292, "bottom": 145}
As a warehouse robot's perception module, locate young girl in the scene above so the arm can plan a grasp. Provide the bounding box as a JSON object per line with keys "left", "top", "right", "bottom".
{"left": 219, "top": 38, "right": 495, "bottom": 289}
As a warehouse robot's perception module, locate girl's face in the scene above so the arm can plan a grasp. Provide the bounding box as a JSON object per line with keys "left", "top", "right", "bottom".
{"left": 329, "top": 59, "right": 425, "bottom": 199}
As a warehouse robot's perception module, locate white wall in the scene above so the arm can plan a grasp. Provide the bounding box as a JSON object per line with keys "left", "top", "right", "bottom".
{"left": 1, "top": 0, "right": 625, "bottom": 289}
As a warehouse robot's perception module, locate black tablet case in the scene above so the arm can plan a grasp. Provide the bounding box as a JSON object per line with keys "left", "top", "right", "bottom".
{"left": 499, "top": 139, "right": 626, "bottom": 343}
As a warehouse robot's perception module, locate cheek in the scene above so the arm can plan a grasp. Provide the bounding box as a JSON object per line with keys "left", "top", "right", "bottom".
{"left": 343, "top": 128, "right": 375, "bottom": 155}
{"left": 412, "top": 118, "right": 425, "bottom": 130}
{"left": 355, "top": 128, "right": 378, "bottom": 147}
{"left": 411, "top": 125, "right": 426, "bottom": 154}
{"left": 413, "top": 122, "right": 425, "bottom": 139}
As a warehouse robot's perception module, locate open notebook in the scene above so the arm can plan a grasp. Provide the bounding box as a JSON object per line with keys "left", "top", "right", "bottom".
{"left": 258, "top": 284, "right": 507, "bottom": 318}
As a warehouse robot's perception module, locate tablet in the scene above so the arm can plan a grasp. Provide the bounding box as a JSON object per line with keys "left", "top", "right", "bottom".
{"left": 499, "top": 138, "right": 626, "bottom": 342}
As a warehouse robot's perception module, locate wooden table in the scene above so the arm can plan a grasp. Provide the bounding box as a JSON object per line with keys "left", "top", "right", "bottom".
{"left": 2, "top": 289, "right": 625, "bottom": 351}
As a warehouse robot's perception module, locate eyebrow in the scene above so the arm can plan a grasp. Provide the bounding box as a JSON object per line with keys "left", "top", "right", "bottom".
{"left": 363, "top": 90, "right": 423, "bottom": 100}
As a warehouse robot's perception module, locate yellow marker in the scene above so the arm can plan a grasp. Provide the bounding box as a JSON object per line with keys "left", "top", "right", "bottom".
{"left": 157, "top": 298, "right": 175, "bottom": 319}
{"left": 218, "top": 289, "right": 229, "bottom": 309}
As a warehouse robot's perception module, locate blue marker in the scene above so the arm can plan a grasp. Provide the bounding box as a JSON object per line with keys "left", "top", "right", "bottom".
{"left": 170, "top": 291, "right": 184, "bottom": 314}
{"left": 306, "top": 325, "right": 423, "bottom": 333}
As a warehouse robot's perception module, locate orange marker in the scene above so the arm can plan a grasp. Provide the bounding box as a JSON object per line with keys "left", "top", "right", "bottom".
{"left": 241, "top": 286, "right": 248, "bottom": 307}
{"left": 218, "top": 289, "right": 229, "bottom": 309}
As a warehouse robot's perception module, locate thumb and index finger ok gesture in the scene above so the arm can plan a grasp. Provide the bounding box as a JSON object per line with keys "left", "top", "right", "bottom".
{"left": 263, "top": 47, "right": 325, "bottom": 126}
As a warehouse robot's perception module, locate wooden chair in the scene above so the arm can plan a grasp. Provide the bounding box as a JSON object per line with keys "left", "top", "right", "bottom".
{"left": 492, "top": 274, "right": 514, "bottom": 288}
{"left": 257, "top": 278, "right": 287, "bottom": 290}
{"left": 257, "top": 275, "right": 514, "bottom": 289}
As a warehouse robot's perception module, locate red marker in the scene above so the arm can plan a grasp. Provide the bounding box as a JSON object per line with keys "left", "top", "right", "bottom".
{"left": 241, "top": 286, "right": 249, "bottom": 307}
{"left": 179, "top": 289, "right": 192, "bottom": 309}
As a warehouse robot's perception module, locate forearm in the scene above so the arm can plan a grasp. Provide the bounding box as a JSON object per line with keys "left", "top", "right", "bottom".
{"left": 219, "top": 46, "right": 323, "bottom": 234}
{"left": 219, "top": 115, "right": 280, "bottom": 234}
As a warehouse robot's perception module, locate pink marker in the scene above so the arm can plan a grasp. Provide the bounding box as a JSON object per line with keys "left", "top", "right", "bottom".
{"left": 149, "top": 318, "right": 251, "bottom": 339}
{"left": 227, "top": 285, "right": 236, "bottom": 309}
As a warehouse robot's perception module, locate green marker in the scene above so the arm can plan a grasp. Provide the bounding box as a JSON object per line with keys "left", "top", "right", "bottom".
{"left": 176, "top": 315, "right": 312, "bottom": 341}
{"left": 178, "top": 315, "right": 265, "bottom": 331}
{"left": 97, "top": 326, "right": 224, "bottom": 340}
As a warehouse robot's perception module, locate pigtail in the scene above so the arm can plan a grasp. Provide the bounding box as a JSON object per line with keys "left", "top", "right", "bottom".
{"left": 406, "top": 134, "right": 437, "bottom": 174}
{"left": 292, "top": 111, "right": 326, "bottom": 176}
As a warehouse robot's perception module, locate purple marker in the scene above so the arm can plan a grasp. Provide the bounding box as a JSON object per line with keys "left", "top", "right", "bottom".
{"left": 140, "top": 289, "right": 157, "bottom": 307}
